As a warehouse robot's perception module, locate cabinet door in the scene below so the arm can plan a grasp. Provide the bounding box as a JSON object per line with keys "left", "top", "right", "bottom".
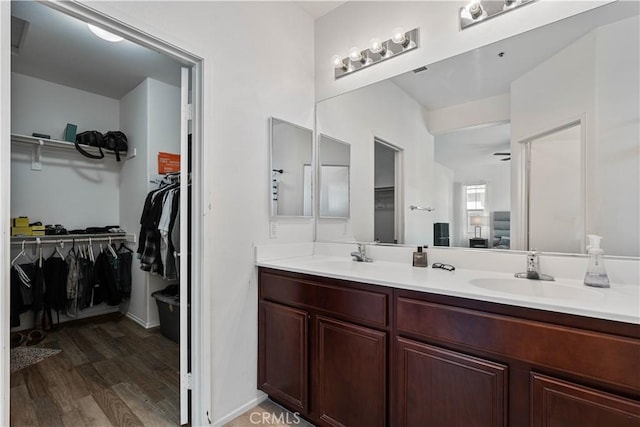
{"left": 396, "top": 338, "right": 508, "bottom": 427}
{"left": 531, "top": 373, "right": 640, "bottom": 427}
{"left": 316, "top": 316, "right": 387, "bottom": 427}
{"left": 258, "top": 301, "right": 308, "bottom": 413}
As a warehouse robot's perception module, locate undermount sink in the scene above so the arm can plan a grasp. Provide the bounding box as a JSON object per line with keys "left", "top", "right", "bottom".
{"left": 469, "top": 278, "right": 604, "bottom": 300}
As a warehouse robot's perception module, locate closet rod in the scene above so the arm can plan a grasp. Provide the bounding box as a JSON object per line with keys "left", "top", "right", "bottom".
{"left": 11, "top": 133, "right": 136, "bottom": 160}
{"left": 10, "top": 233, "right": 136, "bottom": 246}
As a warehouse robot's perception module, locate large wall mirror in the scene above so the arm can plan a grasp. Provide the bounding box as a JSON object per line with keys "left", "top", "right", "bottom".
{"left": 270, "top": 117, "right": 313, "bottom": 217}
{"left": 319, "top": 134, "right": 350, "bottom": 218}
{"left": 316, "top": 2, "right": 639, "bottom": 257}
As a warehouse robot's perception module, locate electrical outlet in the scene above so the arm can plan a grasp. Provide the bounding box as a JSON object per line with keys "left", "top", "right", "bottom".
{"left": 270, "top": 221, "right": 277, "bottom": 239}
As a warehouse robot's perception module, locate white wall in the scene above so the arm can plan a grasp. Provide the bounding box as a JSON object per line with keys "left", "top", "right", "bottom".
{"left": 432, "top": 162, "right": 454, "bottom": 231}
{"left": 11, "top": 73, "right": 120, "bottom": 139}
{"left": 511, "top": 16, "right": 639, "bottom": 256}
{"left": 426, "top": 93, "right": 510, "bottom": 136}
{"left": 317, "top": 79, "right": 434, "bottom": 245}
{"left": 80, "top": 2, "right": 316, "bottom": 425}
{"left": 119, "top": 79, "right": 150, "bottom": 327}
{"left": 454, "top": 163, "right": 511, "bottom": 212}
{"left": 118, "top": 77, "right": 181, "bottom": 329}
{"left": 11, "top": 73, "right": 121, "bottom": 229}
{"left": 593, "top": 16, "right": 640, "bottom": 257}
{"left": 315, "top": 1, "right": 613, "bottom": 100}
{"left": 145, "top": 78, "right": 181, "bottom": 326}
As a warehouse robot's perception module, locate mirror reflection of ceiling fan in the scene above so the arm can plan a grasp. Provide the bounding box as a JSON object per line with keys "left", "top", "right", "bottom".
{"left": 493, "top": 152, "right": 511, "bottom": 161}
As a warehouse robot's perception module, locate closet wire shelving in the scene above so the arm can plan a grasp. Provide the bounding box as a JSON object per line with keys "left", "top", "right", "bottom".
{"left": 10, "top": 233, "right": 136, "bottom": 247}
{"left": 11, "top": 133, "right": 137, "bottom": 170}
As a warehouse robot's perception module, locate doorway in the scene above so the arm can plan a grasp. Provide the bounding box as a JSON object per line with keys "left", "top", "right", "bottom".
{"left": 374, "top": 138, "right": 403, "bottom": 244}
{"left": 3, "top": 2, "right": 203, "bottom": 425}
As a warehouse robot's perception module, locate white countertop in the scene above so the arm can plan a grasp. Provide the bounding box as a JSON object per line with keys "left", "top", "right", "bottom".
{"left": 257, "top": 255, "right": 640, "bottom": 325}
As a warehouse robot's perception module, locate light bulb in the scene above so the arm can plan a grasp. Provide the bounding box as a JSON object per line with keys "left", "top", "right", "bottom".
{"left": 468, "top": 2, "right": 485, "bottom": 20}
{"left": 369, "top": 38, "right": 384, "bottom": 54}
{"left": 331, "top": 54, "right": 345, "bottom": 69}
{"left": 348, "top": 47, "right": 362, "bottom": 62}
{"left": 391, "top": 27, "right": 406, "bottom": 45}
{"left": 88, "top": 24, "right": 124, "bottom": 43}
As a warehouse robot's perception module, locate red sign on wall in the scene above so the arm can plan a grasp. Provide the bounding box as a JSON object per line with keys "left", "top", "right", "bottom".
{"left": 158, "top": 152, "right": 180, "bottom": 174}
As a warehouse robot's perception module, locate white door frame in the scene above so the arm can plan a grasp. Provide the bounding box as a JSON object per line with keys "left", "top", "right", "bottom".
{"left": 374, "top": 137, "right": 405, "bottom": 244}
{"left": 0, "top": 2, "right": 208, "bottom": 425}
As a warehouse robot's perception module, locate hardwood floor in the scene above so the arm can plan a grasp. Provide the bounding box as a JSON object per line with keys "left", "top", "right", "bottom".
{"left": 224, "top": 400, "right": 314, "bottom": 427}
{"left": 10, "top": 314, "right": 179, "bottom": 427}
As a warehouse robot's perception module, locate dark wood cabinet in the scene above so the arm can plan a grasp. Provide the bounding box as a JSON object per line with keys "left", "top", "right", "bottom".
{"left": 396, "top": 337, "right": 507, "bottom": 427}
{"left": 258, "top": 267, "right": 640, "bottom": 427}
{"left": 316, "top": 316, "right": 387, "bottom": 427}
{"left": 531, "top": 373, "right": 640, "bottom": 427}
{"left": 258, "top": 300, "right": 308, "bottom": 413}
{"left": 258, "top": 268, "right": 392, "bottom": 426}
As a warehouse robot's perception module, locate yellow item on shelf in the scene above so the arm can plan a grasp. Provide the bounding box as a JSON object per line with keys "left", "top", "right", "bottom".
{"left": 12, "top": 217, "right": 29, "bottom": 227}
{"left": 11, "top": 226, "right": 32, "bottom": 236}
{"left": 31, "top": 225, "right": 45, "bottom": 236}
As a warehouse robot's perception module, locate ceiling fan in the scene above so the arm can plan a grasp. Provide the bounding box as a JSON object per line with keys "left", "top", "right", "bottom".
{"left": 493, "top": 152, "right": 511, "bottom": 161}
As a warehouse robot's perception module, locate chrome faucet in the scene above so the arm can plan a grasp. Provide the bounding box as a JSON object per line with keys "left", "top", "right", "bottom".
{"left": 351, "top": 243, "right": 373, "bottom": 262}
{"left": 515, "top": 251, "right": 554, "bottom": 281}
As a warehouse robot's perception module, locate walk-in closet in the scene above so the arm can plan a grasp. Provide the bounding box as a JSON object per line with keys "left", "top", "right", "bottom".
{"left": 8, "top": 2, "right": 194, "bottom": 425}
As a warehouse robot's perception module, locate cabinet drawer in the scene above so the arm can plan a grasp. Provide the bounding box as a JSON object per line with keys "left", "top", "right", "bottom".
{"left": 260, "top": 270, "right": 388, "bottom": 328}
{"left": 397, "top": 297, "right": 640, "bottom": 392}
{"left": 531, "top": 373, "right": 640, "bottom": 427}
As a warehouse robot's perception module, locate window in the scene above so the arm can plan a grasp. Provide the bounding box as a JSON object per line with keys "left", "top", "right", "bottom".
{"left": 465, "top": 183, "right": 487, "bottom": 234}
{"left": 466, "top": 184, "right": 486, "bottom": 210}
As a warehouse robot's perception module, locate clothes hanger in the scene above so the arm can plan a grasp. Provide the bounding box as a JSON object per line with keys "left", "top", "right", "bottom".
{"left": 88, "top": 237, "right": 95, "bottom": 262}
{"left": 50, "top": 240, "right": 65, "bottom": 259}
{"left": 11, "top": 240, "right": 32, "bottom": 286}
{"left": 107, "top": 237, "right": 118, "bottom": 258}
{"left": 118, "top": 242, "right": 134, "bottom": 253}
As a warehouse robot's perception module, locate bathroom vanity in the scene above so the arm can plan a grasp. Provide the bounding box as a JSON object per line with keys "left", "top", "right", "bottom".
{"left": 257, "top": 261, "right": 640, "bottom": 427}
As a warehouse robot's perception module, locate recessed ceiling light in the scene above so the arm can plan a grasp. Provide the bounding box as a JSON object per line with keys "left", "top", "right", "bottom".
{"left": 88, "top": 24, "right": 124, "bottom": 43}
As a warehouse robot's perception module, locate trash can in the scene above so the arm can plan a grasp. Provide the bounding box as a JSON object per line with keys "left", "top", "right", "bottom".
{"left": 151, "top": 288, "right": 180, "bottom": 343}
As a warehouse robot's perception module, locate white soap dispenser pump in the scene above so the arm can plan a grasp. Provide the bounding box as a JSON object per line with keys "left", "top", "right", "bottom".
{"left": 584, "top": 234, "right": 610, "bottom": 288}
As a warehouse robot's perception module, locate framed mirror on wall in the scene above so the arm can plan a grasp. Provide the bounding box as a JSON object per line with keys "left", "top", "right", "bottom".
{"left": 269, "top": 117, "right": 313, "bottom": 218}
{"left": 315, "top": 1, "right": 640, "bottom": 257}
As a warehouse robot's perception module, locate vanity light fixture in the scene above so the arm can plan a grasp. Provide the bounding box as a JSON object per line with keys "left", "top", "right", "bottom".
{"left": 331, "top": 54, "right": 348, "bottom": 71}
{"left": 460, "top": 0, "right": 535, "bottom": 30}
{"left": 331, "top": 27, "right": 419, "bottom": 79}
{"left": 88, "top": 24, "right": 124, "bottom": 43}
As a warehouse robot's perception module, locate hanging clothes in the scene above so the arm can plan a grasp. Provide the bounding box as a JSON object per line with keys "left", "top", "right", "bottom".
{"left": 94, "top": 251, "right": 121, "bottom": 306}
{"left": 42, "top": 252, "right": 69, "bottom": 329}
{"left": 77, "top": 249, "right": 94, "bottom": 310}
{"left": 137, "top": 180, "right": 180, "bottom": 276}
{"left": 43, "top": 252, "right": 69, "bottom": 315}
{"left": 116, "top": 244, "right": 133, "bottom": 300}
{"left": 10, "top": 267, "right": 31, "bottom": 327}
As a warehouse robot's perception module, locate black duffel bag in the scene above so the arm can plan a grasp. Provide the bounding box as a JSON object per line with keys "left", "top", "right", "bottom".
{"left": 75, "top": 130, "right": 105, "bottom": 159}
{"left": 104, "top": 131, "right": 128, "bottom": 162}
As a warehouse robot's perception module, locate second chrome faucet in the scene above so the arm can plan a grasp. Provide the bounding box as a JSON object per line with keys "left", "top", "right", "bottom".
{"left": 515, "top": 251, "right": 554, "bottom": 281}
{"left": 351, "top": 243, "right": 373, "bottom": 262}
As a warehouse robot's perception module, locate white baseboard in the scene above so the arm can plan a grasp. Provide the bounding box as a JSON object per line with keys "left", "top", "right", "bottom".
{"left": 213, "top": 393, "right": 268, "bottom": 427}
{"left": 125, "top": 311, "right": 160, "bottom": 329}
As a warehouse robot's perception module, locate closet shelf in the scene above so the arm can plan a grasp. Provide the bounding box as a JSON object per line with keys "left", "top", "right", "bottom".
{"left": 10, "top": 233, "right": 136, "bottom": 245}
{"left": 11, "top": 133, "right": 136, "bottom": 169}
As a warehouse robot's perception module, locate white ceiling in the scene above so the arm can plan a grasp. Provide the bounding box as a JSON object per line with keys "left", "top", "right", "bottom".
{"left": 435, "top": 122, "right": 511, "bottom": 170}
{"left": 392, "top": 1, "right": 640, "bottom": 111}
{"left": 11, "top": 2, "right": 183, "bottom": 100}
{"left": 295, "top": 1, "right": 346, "bottom": 19}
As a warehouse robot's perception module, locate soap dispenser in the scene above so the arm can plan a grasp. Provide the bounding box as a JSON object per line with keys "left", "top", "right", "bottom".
{"left": 413, "top": 246, "right": 428, "bottom": 267}
{"left": 584, "top": 235, "right": 610, "bottom": 288}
